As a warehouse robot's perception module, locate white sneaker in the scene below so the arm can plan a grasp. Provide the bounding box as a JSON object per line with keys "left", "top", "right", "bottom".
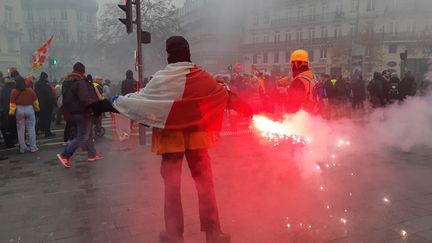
{"left": 30, "top": 148, "right": 39, "bottom": 153}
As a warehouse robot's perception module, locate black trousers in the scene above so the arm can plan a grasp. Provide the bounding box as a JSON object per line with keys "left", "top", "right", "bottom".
{"left": 1, "top": 114, "right": 17, "bottom": 147}
{"left": 37, "top": 107, "right": 53, "bottom": 135}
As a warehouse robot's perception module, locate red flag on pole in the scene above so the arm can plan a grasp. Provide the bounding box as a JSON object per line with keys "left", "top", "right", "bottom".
{"left": 31, "top": 34, "right": 54, "bottom": 72}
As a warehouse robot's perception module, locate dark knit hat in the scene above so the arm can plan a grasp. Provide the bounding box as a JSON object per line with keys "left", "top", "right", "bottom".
{"left": 166, "top": 36, "right": 191, "bottom": 64}
{"left": 73, "top": 62, "right": 85, "bottom": 74}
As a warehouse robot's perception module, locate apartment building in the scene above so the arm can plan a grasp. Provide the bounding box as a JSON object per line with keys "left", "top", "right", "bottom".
{"left": 241, "top": 0, "right": 432, "bottom": 79}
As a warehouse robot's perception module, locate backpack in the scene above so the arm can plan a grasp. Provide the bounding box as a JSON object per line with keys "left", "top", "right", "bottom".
{"left": 388, "top": 82, "right": 400, "bottom": 100}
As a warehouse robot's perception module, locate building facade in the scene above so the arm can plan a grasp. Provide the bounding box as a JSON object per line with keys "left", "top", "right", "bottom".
{"left": 176, "top": 0, "right": 245, "bottom": 73}
{"left": 0, "top": 0, "right": 24, "bottom": 73}
{"left": 240, "top": 0, "right": 432, "bottom": 80}
{"left": 20, "top": 0, "right": 98, "bottom": 77}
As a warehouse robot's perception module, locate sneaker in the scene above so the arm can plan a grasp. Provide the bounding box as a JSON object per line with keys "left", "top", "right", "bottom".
{"left": 57, "top": 154, "right": 71, "bottom": 168}
{"left": 88, "top": 153, "right": 103, "bottom": 162}
{"left": 30, "top": 148, "right": 39, "bottom": 153}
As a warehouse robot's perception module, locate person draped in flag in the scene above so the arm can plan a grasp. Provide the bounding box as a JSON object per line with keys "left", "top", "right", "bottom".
{"left": 109, "top": 36, "right": 239, "bottom": 243}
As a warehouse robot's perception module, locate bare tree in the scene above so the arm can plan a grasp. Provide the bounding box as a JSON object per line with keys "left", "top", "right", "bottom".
{"left": 97, "top": 0, "right": 180, "bottom": 78}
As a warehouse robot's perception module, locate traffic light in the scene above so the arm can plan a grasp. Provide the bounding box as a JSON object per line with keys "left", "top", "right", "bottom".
{"left": 118, "top": 0, "right": 133, "bottom": 34}
{"left": 52, "top": 58, "right": 58, "bottom": 65}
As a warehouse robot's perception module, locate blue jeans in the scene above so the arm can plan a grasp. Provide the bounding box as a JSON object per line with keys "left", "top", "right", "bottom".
{"left": 16, "top": 105, "right": 37, "bottom": 152}
{"left": 62, "top": 113, "right": 96, "bottom": 158}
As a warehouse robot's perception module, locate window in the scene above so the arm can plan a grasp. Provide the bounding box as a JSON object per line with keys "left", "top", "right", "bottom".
{"left": 350, "top": 23, "right": 356, "bottom": 36}
{"left": 297, "top": 7, "right": 304, "bottom": 23}
{"left": 309, "top": 6, "right": 316, "bottom": 20}
{"left": 274, "top": 31, "right": 280, "bottom": 43}
{"left": 320, "top": 26, "right": 328, "bottom": 39}
{"left": 274, "top": 52, "right": 279, "bottom": 63}
{"left": 309, "top": 29, "right": 315, "bottom": 41}
{"left": 253, "top": 54, "right": 258, "bottom": 64}
{"left": 27, "top": 9, "right": 34, "bottom": 21}
{"left": 296, "top": 31, "right": 303, "bottom": 42}
{"left": 389, "top": 21, "right": 399, "bottom": 36}
{"left": 252, "top": 12, "right": 259, "bottom": 25}
{"left": 336, "top": 0, "right": 343, "bottom": 15}
{"left": 61, "top": 9, "right": 68, "bottom": 20}
{"left": 367, "top": 0, "right": 375, "bottom": 11}
{"left": 407, "top": 22, "right": 416, "bottom": 33}
{"left": 29, "top": 29, "right": 36, "bottom": 41}
{"left": 365, "top": 47, "right": 372, "bottom": 57}
{"left": 309, "top": 50, "right": 315, "bottom": 62}
{"left": 77, "top": 11, "right": 82, "bottom": 22}
{"left": 263, "top": 53, "right": 268, "bottom": 63}
{"left": 263, "top": 13, "right": 270, "bottom": 24}
{"left": 285, "top": 32, "right": 291, "bottom": 41}
{"left": 252, "top": 34, "right": 259, "bottom": 43}
{"left": 351, "top": 0, "right": 357, "bottom": 13}
{"left": 389, "top": 44, "right": 397, "bottom": 54}
{"left": 60, "top": 29, "right": 69, "bottom": 42}
{"left": 263, "top": 33, "right": 269, "bottom": 43}
{"left": 4, "top": 6, "right": 13, "bottom": 22}
{"left": 334, "top": 25, "right": 342, "bottom": 39}
{"left": 320, "top": 48, "right": 327, "bottom": 58}
{"left": 321, "top": 3, "right": 328, "bottom": 17}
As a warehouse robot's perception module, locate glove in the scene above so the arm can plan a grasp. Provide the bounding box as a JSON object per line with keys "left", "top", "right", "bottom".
{"left": 90, "top": 99, "right": 119, "bottom": 115}
{"left": 110, "top": 96, "right": 119, "bottom": 104}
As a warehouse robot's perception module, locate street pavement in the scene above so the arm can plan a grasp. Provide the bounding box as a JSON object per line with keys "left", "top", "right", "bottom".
{"left": 1, "top": 116, "right": 432, "bottom": 242}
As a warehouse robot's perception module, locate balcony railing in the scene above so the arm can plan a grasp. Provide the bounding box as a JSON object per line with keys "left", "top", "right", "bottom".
{"left": 271, "top": 12, "right": 347, "bottom": 27}
{"left": 382, "top": 32, "right": 420, "bottom": 42}
{"left": 241, "top": 36, "right": 352, "bottom": 51}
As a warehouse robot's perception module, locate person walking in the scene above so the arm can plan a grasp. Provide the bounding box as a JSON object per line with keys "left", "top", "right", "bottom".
{"left": 9, "top": 77, "right": 39, "bottom": 153}
{"left": 56, "top": 62, "right": 102, "bottom": 168}
{"left": 121, "top": 70, "right": 137, "bottom": 95}
{"left": 0, "top": 69, "right": 19, "bottom": 148}
{"left": 111, "top": 36, "right": 232, "bottom": 243}
{"left": 35, "top": 72, "right": 56, "bottom": 138}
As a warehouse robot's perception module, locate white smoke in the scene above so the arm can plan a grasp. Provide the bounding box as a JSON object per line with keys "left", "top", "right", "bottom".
{"left": 253, "top": 62, "right": 432, "bottom": 178}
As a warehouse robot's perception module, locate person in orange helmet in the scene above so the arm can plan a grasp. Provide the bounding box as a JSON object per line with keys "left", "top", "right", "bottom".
{"left": 287, "top": 49, "right": 319, "bottom": 114}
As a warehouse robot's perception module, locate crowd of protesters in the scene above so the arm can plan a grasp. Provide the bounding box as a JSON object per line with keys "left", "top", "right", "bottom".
{"left": 0, "top": 63, "right": 422, "bottom": 160}
{"left": 219, "top": 68, "right": 419, "bottom": 119}
{"left": 0, "top": 66, "right": 117, "bottom": 159}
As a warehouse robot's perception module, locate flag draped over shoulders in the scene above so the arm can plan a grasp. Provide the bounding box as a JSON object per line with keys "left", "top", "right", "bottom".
{"left": 113, "top": 62, "right": 229, "bottom": 131}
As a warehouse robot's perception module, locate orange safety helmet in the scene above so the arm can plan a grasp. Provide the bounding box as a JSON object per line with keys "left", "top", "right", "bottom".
{"left": 290, "top": 49, "right": 309, "bottom": 63}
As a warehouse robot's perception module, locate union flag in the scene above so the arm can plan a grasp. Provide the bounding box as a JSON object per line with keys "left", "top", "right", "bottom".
{"left": 31, "top": 34, "right": 54, "bottom": 72}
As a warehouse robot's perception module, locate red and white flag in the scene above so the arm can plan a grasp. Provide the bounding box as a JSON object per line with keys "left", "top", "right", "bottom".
{"left": 31, "top": 34, "right": 54, "bottom": 72}
{"left": 113, "top": 62, "right": 229, "bottom": 131}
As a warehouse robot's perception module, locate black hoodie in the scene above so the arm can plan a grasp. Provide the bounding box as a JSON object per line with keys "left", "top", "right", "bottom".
{"left": 35, "top": 72, "right": 55, "bottom": 109}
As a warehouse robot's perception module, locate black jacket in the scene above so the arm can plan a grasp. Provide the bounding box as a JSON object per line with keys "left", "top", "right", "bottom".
{"left": 35, "top": 77, "right": 55, "bottom": 110}
{"left": 62, "top": 73, "right": 99, "bottom": 115}
{"left": 121, "top": 78, "right": 137, "bottom": 95}
{"left": 0, "top": 81, "right": 15, "bottom": 115}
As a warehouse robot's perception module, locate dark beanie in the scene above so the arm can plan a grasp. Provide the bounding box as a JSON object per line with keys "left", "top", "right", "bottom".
{"left": 40, "top": 72, "right": 48, "bottom": 81}
{"left": 166, "top": 36, "right": 191, "bottom": 64}
{"left": 73, "top": 62, "right": 85, "bottom": 74}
